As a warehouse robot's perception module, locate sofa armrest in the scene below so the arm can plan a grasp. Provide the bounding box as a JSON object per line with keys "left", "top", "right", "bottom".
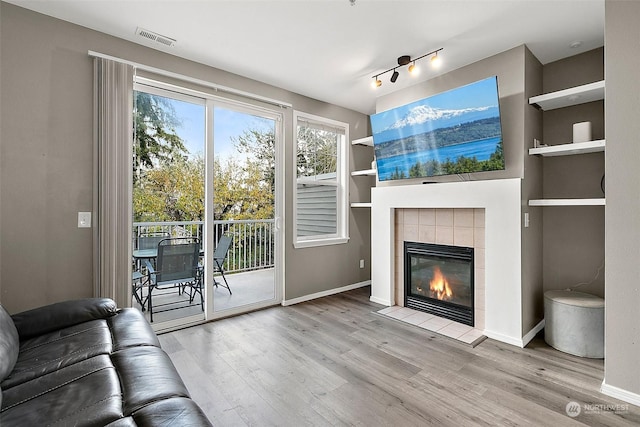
{"left": 11, "top": 298, "right": 118, "bottom": 340}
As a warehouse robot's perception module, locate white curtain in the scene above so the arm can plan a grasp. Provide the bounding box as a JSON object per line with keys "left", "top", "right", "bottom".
{"left": 93, "top": 57, "right": 133, "bottom": 307}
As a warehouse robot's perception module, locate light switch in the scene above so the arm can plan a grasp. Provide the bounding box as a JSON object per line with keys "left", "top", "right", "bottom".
{"left": 78, "top": 212, "right": 92, "bottom": 228}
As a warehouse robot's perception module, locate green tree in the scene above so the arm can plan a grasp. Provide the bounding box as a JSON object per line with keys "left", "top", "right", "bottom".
{"left": 213, "top": 156, "right": 273, "bottom": 221}
{"left": 482, "top": 141, "right": 504, "bottom": 171}
{"left": 409, "top": 162, "right": 426, "bottom": 178}
{"left": 233, "top": 128, "right": 276, "bottom": 194}
{"left": 390, "top": 166, "right": 407, "bottom": 180}
{"left": 134, "top": 91, "right": 188, "bottom": 181}
{"left": 296, "top": 126, "right": 338, "bottom": 177}
{"left": 133, "top": 155, "right": 204, "bottom": 222}
{"left": 134, "top": 146, "right": 275, "bottom": 224}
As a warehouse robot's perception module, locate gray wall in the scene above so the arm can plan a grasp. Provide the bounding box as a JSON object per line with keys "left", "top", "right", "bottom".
{"left": 0, "top": 3, "right": 370, "bottom": 312}
{"left": 521, "top": 48, "right": 544, "bottom": 335}
{"left": 541, "top": 48, "right": 605, "bottom": 298}
{"left": 604, "top": 0, "right": 640, "bottom": 398}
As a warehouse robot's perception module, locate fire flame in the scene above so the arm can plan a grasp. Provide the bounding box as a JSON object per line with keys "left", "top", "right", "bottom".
{"left": 429, "top": 266, "right": 453, "bottom": 301}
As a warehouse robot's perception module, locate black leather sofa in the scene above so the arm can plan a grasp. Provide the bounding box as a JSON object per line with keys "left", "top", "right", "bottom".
{"left": 0, "top": 298, "right": 212, "bottom": 426}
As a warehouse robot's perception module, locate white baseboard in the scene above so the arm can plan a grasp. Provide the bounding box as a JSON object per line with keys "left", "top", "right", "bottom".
{"left": 483, "top": 329, "right": 523, "bottom": 347}
{"left": 369, "top": 295, "right": 392, "bottom": 306}
{"left": 522, "top": 319, "right": 545, "bottom": 347}
{"left": 282, "top": 280, "right": 371, "bottom": 306}
{"left": 484, "top": 319, "right": 545, "bottom": 348}
{"left": 601, "top": 381, "right": 640, "bottom": 407}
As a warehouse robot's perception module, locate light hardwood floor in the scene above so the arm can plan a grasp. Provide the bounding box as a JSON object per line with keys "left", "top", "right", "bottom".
{"left": 159, "top": 286, "right": 640, "bottom": 426}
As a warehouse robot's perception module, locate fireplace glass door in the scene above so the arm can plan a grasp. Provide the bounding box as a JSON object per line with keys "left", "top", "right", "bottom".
{"left": 405, "top": 242, "right": 474, "bottom": 326}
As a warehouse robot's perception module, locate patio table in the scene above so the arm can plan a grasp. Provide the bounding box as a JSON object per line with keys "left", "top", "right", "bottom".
{"left": 133, "top": 248, "right": 158, "bottom": 260}
{"left": 133, "top": 248, "right": 204, "bottom": 260}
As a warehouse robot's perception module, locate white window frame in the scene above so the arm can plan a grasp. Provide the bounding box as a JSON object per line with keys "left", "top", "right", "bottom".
{"left": 293, "top": 111, "right": 349, "bottom": 248}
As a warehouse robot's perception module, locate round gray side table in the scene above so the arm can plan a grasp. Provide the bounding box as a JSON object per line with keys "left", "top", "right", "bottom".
{"left": 544, "top": 290, "right": 604, "bottom": 359}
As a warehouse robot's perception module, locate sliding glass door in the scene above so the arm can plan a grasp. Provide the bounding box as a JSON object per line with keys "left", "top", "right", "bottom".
{"left": 132, "top": 81, "right": 282, "bottom": 331}
{"left": 207, "top": 104, "right": 280, "bottom": 314}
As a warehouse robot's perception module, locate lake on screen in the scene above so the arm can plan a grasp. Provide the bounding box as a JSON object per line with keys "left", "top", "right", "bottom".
{"left": 376, "top": 136, "right": 501, "bottom": 181}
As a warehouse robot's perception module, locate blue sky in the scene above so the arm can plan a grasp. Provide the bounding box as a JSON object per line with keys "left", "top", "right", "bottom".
{"left": 171, "top": 100, "right": 205, "bottom": 156}
{"left": 170, "top": 99, "right": 273, "bottom": 159}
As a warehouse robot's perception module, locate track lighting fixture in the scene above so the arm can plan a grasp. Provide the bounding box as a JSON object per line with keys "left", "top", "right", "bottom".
{"left": 371, "top": 48, "right": 443, "bottom": 88}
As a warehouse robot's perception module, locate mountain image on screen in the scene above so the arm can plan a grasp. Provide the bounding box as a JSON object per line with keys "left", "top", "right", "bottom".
{"left": 370, "top": 76, "right": 505, "bottom": 181}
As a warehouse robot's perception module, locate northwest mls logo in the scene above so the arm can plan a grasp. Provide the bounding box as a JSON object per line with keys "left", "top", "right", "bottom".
{"left": 566, "top": 401, "right": 582, "bottom": 418}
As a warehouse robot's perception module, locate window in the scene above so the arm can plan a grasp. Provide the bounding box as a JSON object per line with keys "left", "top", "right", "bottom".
{"left": 293, "top": 111, "right": 349, "bottom": 248}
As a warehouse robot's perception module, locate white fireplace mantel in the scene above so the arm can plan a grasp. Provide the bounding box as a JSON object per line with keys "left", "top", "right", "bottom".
{"left": 371, "top": 178, "right": 526, "bottom": 346}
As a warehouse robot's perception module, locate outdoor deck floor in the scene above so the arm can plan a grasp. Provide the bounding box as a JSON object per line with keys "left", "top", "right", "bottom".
{"left": 132, "top": 268, "right": 275, "bottom": 324}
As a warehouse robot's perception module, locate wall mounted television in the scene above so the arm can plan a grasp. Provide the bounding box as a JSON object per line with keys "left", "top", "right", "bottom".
{"left": 370, "top": 76, "right": 504, "bottom": 181}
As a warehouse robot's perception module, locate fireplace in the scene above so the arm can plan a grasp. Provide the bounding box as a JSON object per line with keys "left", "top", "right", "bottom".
{"left": 404, "top": 241, "right": 474, "bottom": 326}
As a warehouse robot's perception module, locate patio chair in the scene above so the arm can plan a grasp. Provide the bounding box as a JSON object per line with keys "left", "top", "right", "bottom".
{"left": 212, "top": 234, "right": 233, "bottom": 295}
{"left": 131, "top": 269, "right": 149, "bottom": 311}
{"left": 134, "top": 231, "right": 170, "bottom": 270}
{"left": 145, "top": 237, "right": 203, "bottom": 322}
{"left": 139, "top": 231, "right": 170, "bottom": 250}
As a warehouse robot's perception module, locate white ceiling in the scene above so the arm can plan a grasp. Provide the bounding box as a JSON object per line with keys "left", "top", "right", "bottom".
{"left": 5, "top": 0, "right": 604, "bottom": 114}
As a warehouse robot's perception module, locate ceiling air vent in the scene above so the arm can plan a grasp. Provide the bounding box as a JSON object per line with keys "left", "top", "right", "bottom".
{"left": 135, "top": 27, "right": 176, "bottom": 47}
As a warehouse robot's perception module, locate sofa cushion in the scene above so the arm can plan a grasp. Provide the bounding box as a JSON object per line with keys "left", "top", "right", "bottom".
{"left": 11, "top": 298, "right": 117, "bottom": 340}
{"left": 103, "top": 398, "right": 211, "bottom": 427}
{"left": 1, "top": 319, "right": 113, "bottom": 389}
{"left": 111, "top": 346, "right": 190, "bottom": 416}
{"left": 131, "top": 397, "right": 213, "bottom": 426}
{"left": 1, "top": 355, "right": 124, "bottom": 426}
{"left": 0, "top": 305, "right": 19, "bottom": 383}
{"left": 109, "top": 308, "right": 161, "bottom": 350}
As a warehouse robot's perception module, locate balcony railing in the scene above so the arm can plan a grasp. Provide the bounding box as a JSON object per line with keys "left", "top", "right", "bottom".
{"left": 133, "top": 220, "right": 275, "bottom": 274}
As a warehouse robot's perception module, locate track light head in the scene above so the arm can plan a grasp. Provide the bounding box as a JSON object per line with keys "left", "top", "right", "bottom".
{"left": 390, "top": 70, "right": 399, "bottom": 83}
{"left": 431, "top": 52, "right": 442, "bottom": 68}
{"left": 371, "top": 77, "right": 382, "bottom": 88}
{"left": 408, "top": 62, "right": 418, "bottom": 75}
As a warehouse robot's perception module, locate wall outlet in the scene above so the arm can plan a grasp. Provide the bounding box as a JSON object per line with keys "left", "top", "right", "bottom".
{"left": 78, "top": 212, "right": 92, "bottom": 228}
{"left": 359, "top": 259, "right": 365, "bottom": 269}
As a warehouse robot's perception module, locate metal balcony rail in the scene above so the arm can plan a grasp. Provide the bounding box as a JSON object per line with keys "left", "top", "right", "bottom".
{"left": 133, "top": 219, "right": 275, "bottom": 274}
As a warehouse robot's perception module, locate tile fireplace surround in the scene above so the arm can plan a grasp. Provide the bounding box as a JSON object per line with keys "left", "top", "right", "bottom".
{"left": 371, "top": 178, "right": 534, "bottom": 347}
{"left": 394, "top": 207, "right": 486, "bottom": 331}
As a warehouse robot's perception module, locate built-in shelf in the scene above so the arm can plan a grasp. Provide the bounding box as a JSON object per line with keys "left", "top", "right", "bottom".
{"left": 351, "top": 136, "right": 373, "bottom": 146}
{"left": 529, "top": 80, "right": 605, "bottom": 111}
{"left": 351, "top": 136, "right": 375, "bottom": 207}
{"left": 529, "top": 139, "right": 605, "bottom": 157}
{"left": 351, "top": 169, "right": 376, "bottom": 176}
{"left": 528, "top": 198, "right": 605, "bottom": 207}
